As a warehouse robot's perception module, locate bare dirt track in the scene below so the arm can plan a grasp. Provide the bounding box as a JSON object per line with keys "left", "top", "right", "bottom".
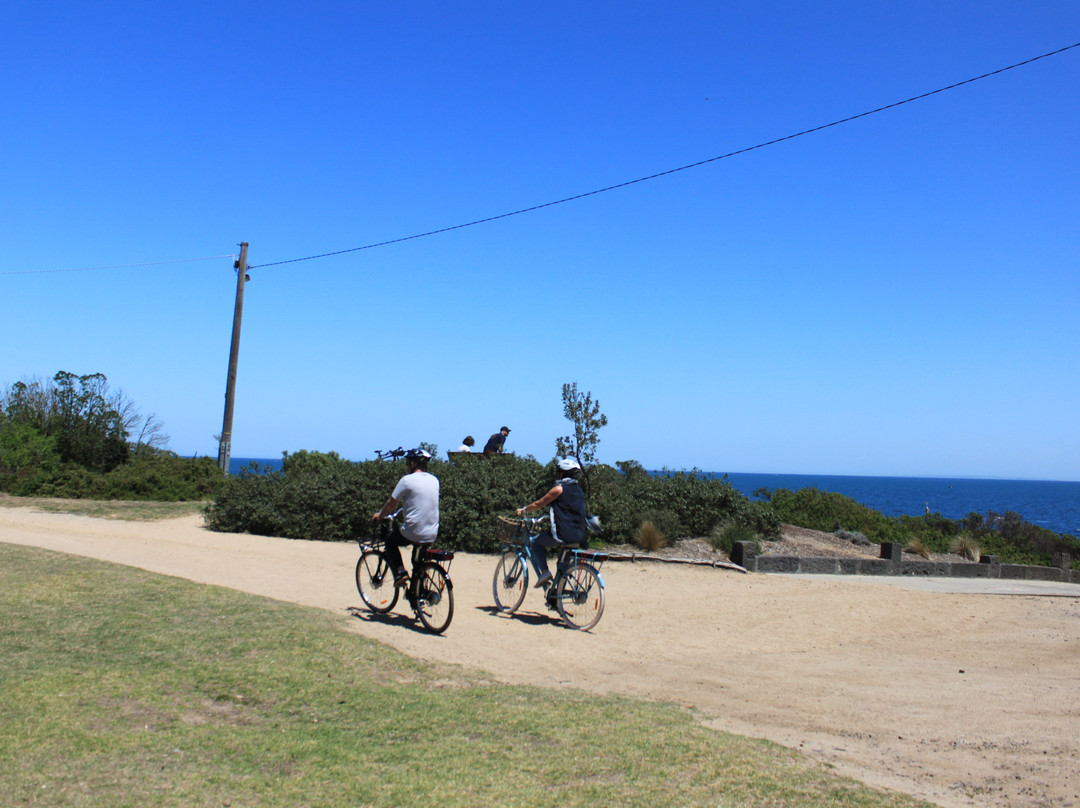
{"left": 3, "top": 507, "right": 1078, "bottom": 808}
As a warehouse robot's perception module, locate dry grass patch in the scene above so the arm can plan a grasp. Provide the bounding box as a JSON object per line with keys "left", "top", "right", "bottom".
{"left": 635, "top": 520, "right": 668, "bottom": 552}
{"left": 0, "top": 493, "right": 206, "bottom": 520}
{"left": 950, "top": 534, "right": 982, "bottom": 561}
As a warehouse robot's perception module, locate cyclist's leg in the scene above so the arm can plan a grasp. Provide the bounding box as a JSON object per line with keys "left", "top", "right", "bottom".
{"left": 545, "top": 547, "right": 573, "bottom": 608}
{"left": 527, "top": 530, "right": 561, "bottom": 581}
{"left": 383, "top": 527, "right": 409, "bottom": 584}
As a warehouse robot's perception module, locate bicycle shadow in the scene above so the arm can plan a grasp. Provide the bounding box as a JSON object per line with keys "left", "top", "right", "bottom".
{"left": 475, "top": 604, "right": 562, "bottom": 627}
{"left": 346, "top": 605, "right": 445, "bottom": 636}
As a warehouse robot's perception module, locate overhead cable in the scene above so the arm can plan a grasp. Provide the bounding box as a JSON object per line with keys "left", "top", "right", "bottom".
{"left": 250, "top": 40, "right": 1080, "bottom": 270}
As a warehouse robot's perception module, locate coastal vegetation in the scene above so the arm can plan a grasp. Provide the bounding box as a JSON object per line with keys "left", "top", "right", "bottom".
{"left": 0, "top": 372, "right": 223, "bottom": 501}
{"left": 2, "top": 373, "right": 1075, "bottom": 568}
{"left": 203, "top": 450, "right": 781, "bottom": 551}
{"left": 757, "top": 485, "right": 1080, "bottom": 568}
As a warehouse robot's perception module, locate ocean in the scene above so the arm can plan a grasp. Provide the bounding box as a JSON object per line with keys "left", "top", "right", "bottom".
{"left": 721, "top": 472, "right": 1080, "bottom": 538}
{"left": 227, "top": 458, "right": 1080, "bottom": 538}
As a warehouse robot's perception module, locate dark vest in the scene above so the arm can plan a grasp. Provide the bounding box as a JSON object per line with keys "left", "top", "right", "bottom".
{"left": 551, "top": 478, "right": 587, "bottom": 546}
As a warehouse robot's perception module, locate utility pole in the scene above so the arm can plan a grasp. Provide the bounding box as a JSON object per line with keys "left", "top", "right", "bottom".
{"left": 217, "top": 242, "right": 249, "bottom": 473}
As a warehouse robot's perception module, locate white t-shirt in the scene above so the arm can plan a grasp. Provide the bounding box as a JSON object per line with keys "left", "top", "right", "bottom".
{"left": 392, "top": 470, "right": 440, "bottom": 543}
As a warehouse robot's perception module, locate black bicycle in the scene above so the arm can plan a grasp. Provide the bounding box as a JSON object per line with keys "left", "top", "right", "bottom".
{"left": 355, "top": 513, "right": 455, "bottom": 634}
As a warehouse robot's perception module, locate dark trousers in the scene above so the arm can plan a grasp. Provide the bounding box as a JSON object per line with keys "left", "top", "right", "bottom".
{"left": 384, "top": 526, "right": 416, "bottom": 578}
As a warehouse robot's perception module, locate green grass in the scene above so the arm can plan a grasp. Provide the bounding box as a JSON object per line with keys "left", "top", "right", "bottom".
{"left": 0, "top": 543, "right": 933, "bottom": 808}
{"left": 0, "top": 494, "right": 206, "bottom": 520}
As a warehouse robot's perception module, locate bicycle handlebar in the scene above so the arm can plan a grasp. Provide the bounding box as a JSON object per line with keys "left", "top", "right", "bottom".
{"left": 507, "top": 513, "right": 549, "bottom": 529}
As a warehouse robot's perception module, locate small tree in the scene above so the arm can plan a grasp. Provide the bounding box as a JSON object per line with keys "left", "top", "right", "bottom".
{"left": 555, "top": 382, "right": 607, "bottom": 494}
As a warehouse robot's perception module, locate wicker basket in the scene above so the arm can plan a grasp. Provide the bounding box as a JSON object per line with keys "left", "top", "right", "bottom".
{"left": 494, "top": 516, "right": 520, "bottom": 541}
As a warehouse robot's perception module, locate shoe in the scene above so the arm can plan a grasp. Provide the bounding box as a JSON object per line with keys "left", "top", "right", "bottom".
{"left": 534, "top": 571, "right": 553, "bottom": 588}
{"left": 394, "top": 571, "right": 409, "bottom": 588}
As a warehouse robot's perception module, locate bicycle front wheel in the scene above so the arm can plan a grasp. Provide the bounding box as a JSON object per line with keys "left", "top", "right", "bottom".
{"left": 413, "top": 563, "right": 454, "bottom": 634}
{"left": 492, "top": 550, "right": 528, "bottom": 614}
{"left": 555, "top": 563, "right": 605, "bottom": 631}
{"left": 356, "top": 550, "right": 399, "bottom": 614}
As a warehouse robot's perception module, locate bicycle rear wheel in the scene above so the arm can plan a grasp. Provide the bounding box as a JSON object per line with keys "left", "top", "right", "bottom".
{"left": 492, "top": 550, "right": 528, "bottom": 614}
{"left": 555, "top": 562, "right": 604, "bottom": 631}
{"left": 413, "top": 562, "right": 454, "bottom": 634}
{"left": 356, "top": 550, "right": 399, "bottom": 614}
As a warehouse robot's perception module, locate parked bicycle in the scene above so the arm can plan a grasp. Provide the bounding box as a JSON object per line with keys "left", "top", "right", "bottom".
{"left": 373, "top": 446, "right": 407, "bottom": 461}
{"left": 355, "top": 512, "right": 455, "bottom": 634}
{"left": 492, "top": 514, "right": 607, "bottom": 631}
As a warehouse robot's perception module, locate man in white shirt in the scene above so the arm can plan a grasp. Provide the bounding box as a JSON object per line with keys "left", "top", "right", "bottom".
{"left": 372, "top": 448, "right": 440, "bottom": 586}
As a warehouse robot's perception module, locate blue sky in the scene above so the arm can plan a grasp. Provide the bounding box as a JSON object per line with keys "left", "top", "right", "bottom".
{"left": 3, "top": 2, "right": 1078, "bottom": 481}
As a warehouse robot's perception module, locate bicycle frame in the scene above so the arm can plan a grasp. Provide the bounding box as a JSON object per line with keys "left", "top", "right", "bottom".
{"left": 357, "top": 512, "right": 455, "bottom": 633}
{"left": 494, "top": 515, "right": 606, "bottom": 629}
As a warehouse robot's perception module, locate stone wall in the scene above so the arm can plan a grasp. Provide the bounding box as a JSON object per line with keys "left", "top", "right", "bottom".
{"left": 731, "top": 541, "right": 1080, "bottom": 584}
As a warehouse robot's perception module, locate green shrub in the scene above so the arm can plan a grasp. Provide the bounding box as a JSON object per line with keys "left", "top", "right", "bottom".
{"left": 204, "top": 456, "right": 781, "bottom": 552}
{"left": 589, "top": 468, "right": 780, "bottom": 543}
{"left": 8, "top": 452, "right": 225, "bottom": 502}
{"left": 760, "top": 488, "right": 1080, "bottom": 568}
{"left": 834, "top": 528, "right": 870, "bottom": 546}
{"left": 708, "top": 521, "right": 760, "bottom": 555}
{"left": 767, "top": 487, "right": 889, "bottom": 537}
{"left": 204, "top": 452, "right": 550, "bottom": 552}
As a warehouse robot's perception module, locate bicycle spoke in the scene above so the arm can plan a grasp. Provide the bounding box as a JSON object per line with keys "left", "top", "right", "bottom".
{"left": 414, "top": 563, "right": 454, "bottom": 634}
{"left": 556, "top": 563, "right": 604, "bottom": 631}
{"left": 492, "top": 550, "right": 528, "bottom": 614}
{"left": 356, "top": 550, "right": 399, "bottom": 614}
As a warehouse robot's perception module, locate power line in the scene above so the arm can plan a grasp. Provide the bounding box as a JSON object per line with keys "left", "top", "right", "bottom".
{"left": 251, "top": 40, "right": 1080, "bottom": 270}
{"left": 1, "top": 253, "right": 237, "bottom": 277}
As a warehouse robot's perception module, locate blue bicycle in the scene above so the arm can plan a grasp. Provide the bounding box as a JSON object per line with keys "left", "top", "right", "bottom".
{"left": 492, "top": 515, "right": 606, "bottom": 631}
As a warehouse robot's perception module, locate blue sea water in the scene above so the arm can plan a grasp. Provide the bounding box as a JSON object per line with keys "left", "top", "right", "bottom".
{"left": 721, "top": 472, "right": 1080, "bottom": 538}
{"left": 230, "top": 457, "right": 284, "bottom": 474}
{"left": 228, "top": 458, "right": 1080, "bottom": 538}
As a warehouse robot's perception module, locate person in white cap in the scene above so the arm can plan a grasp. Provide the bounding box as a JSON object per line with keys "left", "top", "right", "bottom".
{"left": 515, "top": 457, "right": 587, "bottom": 589}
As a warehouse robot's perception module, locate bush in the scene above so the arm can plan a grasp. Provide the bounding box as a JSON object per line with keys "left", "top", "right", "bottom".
{"left": 835, "top": 528, "right": 871, "bottom": 546}
{"left": 768, "top": 487, "right": 889, "bottom": 537}
{"left": 204, "top": 455, "right": 782, "bottom": 552}
{"left": 589, "top": 467, "right": 780, "bottom": 544}
{"left": 205, "top": 452, "right": 550, "bottom": 552}
{"left": 635, "top": 521, "right": 667, "bottom": 552}
{"left": 7, "top": 451, "right": 224, "bottom": 501}
{"left": 708, "top": 521, "right": 760, "bottom": 556}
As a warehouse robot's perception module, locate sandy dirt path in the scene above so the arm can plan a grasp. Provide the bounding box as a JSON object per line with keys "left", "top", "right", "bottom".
{"left": 3, "top": 507, "right": 1078, "bottom": 808}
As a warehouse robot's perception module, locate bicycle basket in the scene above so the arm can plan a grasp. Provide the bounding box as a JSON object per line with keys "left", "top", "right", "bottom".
{"left": 495, "top": 516, "right": 519, "bottom": 541}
